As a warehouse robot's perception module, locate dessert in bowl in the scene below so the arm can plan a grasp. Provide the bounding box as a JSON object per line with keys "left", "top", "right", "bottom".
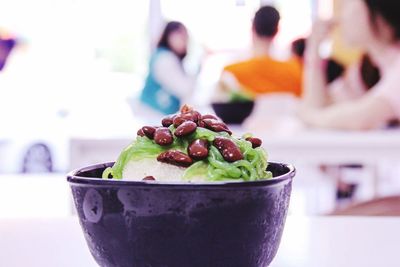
{"left": 68, "top": 105, "right": 295, "bottom": 267}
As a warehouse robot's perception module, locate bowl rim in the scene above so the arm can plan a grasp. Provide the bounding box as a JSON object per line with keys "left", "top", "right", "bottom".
{"left": 67, "top": 162, "right": 295, "bottom": 188}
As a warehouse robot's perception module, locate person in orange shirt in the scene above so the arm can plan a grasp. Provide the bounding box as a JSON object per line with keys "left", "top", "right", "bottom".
{"left": 220, "top": 6, "right": 302, "bottom": 98}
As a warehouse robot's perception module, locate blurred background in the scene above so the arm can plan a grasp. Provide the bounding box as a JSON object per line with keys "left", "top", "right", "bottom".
{"left": 1, "top": 0, "right": 400, "bottom": 219}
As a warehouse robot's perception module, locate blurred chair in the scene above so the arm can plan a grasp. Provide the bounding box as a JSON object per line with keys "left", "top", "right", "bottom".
{"left": 330, "top": 196, "right": 400, "bottom": 216}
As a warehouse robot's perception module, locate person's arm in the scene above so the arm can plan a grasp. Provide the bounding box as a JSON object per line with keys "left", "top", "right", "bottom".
{"left": 300, "top": 93, "right": 395, "bottom": 130}
{"left": 302, "top": 20, "right": 333, "bottom": 108}
{"left": 328, "top": 62, "right": 370, "bottom": 105}
{"left": 219, "top": 70, "right": 243, "bottom": 92}
{"left": 153, "top": 52, "right": 195, "bottom": 100}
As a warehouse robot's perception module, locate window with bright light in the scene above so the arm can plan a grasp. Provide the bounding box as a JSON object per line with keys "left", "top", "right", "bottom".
{"left": 0, "top": 0, "right": 149, "bottom": 74}
{"left": 160, "top": 0, "right": 311, "bottom": 55}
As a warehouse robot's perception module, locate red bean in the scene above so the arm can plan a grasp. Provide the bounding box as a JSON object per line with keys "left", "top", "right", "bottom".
{"left": 157, "top": 150, "right": 193, "bottom": 167}
{"left": 203, "top": 119, "right": 232, "bottom": 135}
{"left": 180, "top": 104, "right": 193, "bottom": 114}
{"left": 202, "top": 114, "right": 218, "bottom": 120}
{"left": 197, "top": 119, "right": 206, "bottom": 128}
{"left": 143, "top": 176, "right": 155, "bottom": 181}
{"left": 173, "top": 114, "right": 187, "bottom": 127}
{"left": 188, "top": 139, "right": 209, "bottom": 160}
{"left": 137, "top": 128, "right": 145, "bottom": 137}
{"left": 213, "top": 137, "right": 243, "bottom": 162}
{"left": 175, "top": 109, "right": 203, "bottom": 126}
{"left": 154, "top": 127, "right": 173, "bottom": 146}
{"left": 142, "top": 126, "right": 156, "bottom": 139}
{"left": 190, "top": 111, "right": 202, "bottom": 123}
{"left": 246, "top": 137, "right": 262, "bottom": 148}
{"left": 174, "top": 121, "right": 197, "bottom": 137}
{"left": 181, "top": 112, "right": 197, "bottom": 122}
{"left": 180, "top": 105, "right": 201, "bottom": 122}
{"left": 161, "top": 116, "right": 174, "bottom": 127}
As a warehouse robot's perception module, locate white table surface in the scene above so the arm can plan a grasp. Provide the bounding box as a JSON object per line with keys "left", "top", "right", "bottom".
{"left": 1, "top": 216, "right": 399, "bottom": 267}
{"left": 0, "top": 174, "right": 71, "bottom": 218}
{"left": 258, "top": 128, "right": 400, "bottom": 165}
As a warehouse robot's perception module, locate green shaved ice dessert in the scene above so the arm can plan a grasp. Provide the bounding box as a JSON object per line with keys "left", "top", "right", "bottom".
{"left": 103, "top": 105, "right": 272, "bottom": 182}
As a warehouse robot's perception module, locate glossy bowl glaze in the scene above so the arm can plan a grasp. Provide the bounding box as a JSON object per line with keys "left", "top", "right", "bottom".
{"left": 68, "top": 162, "right": 295, "bottom": 267}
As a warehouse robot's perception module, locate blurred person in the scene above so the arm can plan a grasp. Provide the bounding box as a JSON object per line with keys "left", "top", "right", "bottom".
{"left": 139, "top": 21, "right": 195, "bottom": 115}
{"left": 291, "top": 38, "right": 306, "bottom": 62}
{"left": 300, "top": 0, "right": 400, "bottom": 130}
{"left": 218, "top": 6, "right": 303, "bottom": 99}
{"left": 291, "top": 37, "right": 346, "bottom": 84}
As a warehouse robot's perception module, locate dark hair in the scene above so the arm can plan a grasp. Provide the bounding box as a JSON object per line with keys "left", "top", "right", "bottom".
{"left": 157, "top": 21, "right": 187, "bottom": 60}
{"left": 291, "top": 38, "right": 306, "bottom": 59}
{"left": 326, "top": 59, "right": 345, "bottom": 84}
{"left": 253, "top": 6, "right": 280, "bottom": 38}
{"left": 360, "top": 54, "right": 380, "bottom": 89}
{"left": 364, "top": 0, "right": 400, "bottom": 41}
{"left": 324, "top": 54, "right": 380, "bottom": 90}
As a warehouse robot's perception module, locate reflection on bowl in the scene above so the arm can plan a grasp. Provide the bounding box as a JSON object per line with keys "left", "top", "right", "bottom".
{"left": 68, "top": 162, "right": 295, "bottom": 267}
{"left": 211, "top": 101, "right": 255, "bottom": 124}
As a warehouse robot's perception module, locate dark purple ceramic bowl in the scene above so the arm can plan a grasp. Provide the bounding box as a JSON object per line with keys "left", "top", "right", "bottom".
{"left": 68, "top": 162, "right": 295, "bottom": 267}
{"left": 211, "top": 101, "right": 255, "bottom": 124}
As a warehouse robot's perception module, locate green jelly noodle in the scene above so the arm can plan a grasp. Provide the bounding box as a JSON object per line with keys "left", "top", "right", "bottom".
{"left": 102, "top": 126, "right": 272, "bottom": 181}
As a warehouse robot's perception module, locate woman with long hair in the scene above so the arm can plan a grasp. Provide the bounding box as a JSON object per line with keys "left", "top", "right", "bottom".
{"left": 140, "top": 21, "right": 195, "bottom": 115}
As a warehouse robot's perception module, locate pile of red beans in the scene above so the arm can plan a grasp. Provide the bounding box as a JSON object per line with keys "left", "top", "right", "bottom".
{"left": 137, "top": 105, "right": 262, "bottom": 168}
